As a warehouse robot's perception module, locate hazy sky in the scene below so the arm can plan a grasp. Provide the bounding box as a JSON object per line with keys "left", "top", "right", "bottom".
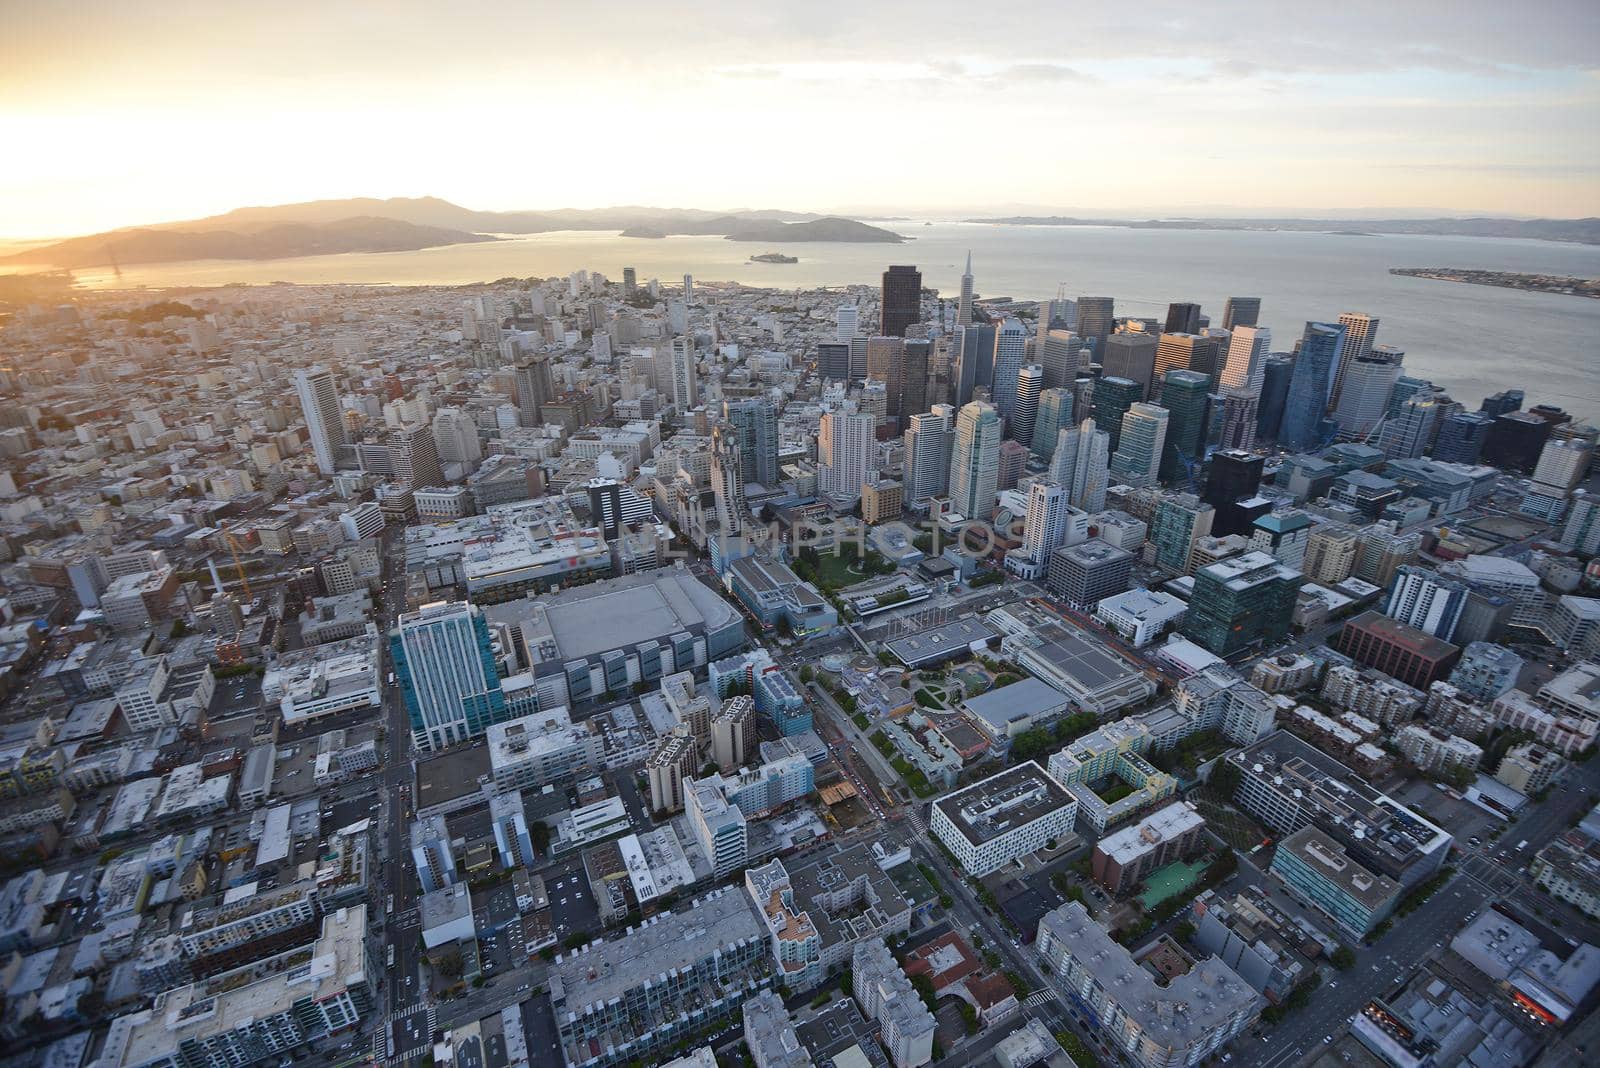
{"left": 3, "top": 0, "right": 1597, "bottom": 236}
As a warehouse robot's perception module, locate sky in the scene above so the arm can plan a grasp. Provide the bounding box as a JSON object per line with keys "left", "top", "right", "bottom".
{"left": 2, "top": 0, "right": 1598, "bottom": 237}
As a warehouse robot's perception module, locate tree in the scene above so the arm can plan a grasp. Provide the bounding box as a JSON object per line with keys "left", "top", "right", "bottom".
{"left": 1173, "top": 920, "right": 1197, "bottom": 943}
{"left": 436, "top": 948, "right": 465, "bottom": 979}
{"left": 1331, "top": 946, "right": 1356, "bottom": 970}
{"left": 958, "top": 1001, "right": 979, "bottom": 1035}
{"left": 1208, "top": 759, "right": 1242, "bottom": 796}
{"left": 530, "top": 821, "right": 552, "bottom": 855}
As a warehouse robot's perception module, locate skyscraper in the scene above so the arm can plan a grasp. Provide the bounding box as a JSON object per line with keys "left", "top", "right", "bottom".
{"left": 1092, "top": 376, "right": 1145, "bottom": 454}
{"left": 1041, "top": 330, "right": 1084, "bottom": 390}
{"left": 1378, "top": 392, "right": 1444, "bottom": 460}
{"left": 1048, "top": 418, "right": 1111, "bottom": 513}
{"left": 816, "top": 341, "right": 851, "bottom": 383}
{"left": 836, "top": 303, "right": 860, "bottom": 343}
{"left": 512, "top": 356, "right": 554, "bottom": 428}
{"left": 294, "top": 366, "right": 347, "bottom": 475}
{"left": 683, "top": 273, "right": 694, "bottom": 304}
{"left": 1433, "top": 411, "right": 1493, "bottom": 464}
{"left": 622, "top": 267, "right": 637, "bottom": 297}
{"left": 1216, "top": 388, "right": 1260, "bottom": 452}
{"left": 900, "top": 338, "right": 931, "bottom": 420}
{"left": 1165, "top": 302, "right": 1203, "bottom": 335}
{"left": 1278, "top": 323, "right": 1345, "bottom": 450}
{"left": 904, "top": 404, "right": 955, "bottom": 502}
{"left": 1524, "top": 437, "right": 1595, "bottom": 521}
{"left": 1011, "top": 365, "right": 1043, "bottom": 445}
{"left": 866, "top": 336, "right": 904, "bottom": 415}
{"left": 880, "top": 265, "right": 921, "bottom": 337}
{"left": 997, "top": 439, "right": 1028, "bottom": 491}
{"left": 670, "top": 336, "right": 698, "bottom": 412}
{"left": 990, "top": 318, "right": 1029, "bottom": 425}
{"left": 1331, "top": 312, "right": 1379, "bottom": 406}
{"left": 1480, "top": 390, "right": 1525, "bottom": 418}
{"left": 1152, "top": 333, "right": 1221, "bottom": 399}
{"left": 948, "top": 402, "right": 1001, "bottom": 518}
{"left": 1221, "top": 297, "right": 1261, "bottom": 330}
{"left": 952, "top": 324, "right": 996, "bottom": 408}
{"left": 724, "top": 397, "right": 779, "bottom": 488}
{"left": 389, "top": 422, "right": 444, "bottom": 489}
{"left": 431, "top": 407, "right": 482, "bottom": 470}
{"left": 1158, "top": 370, "right": 1212, "bottom": 485}
{"left": 1203, "top": 449, "right": 1266, "bottom": 536}
{"left": 1109, "top": 403, "right": 1169, "bottom": 488}
{"left": 391, "top": 601, "right": 508, "bottom": 751}
{"left": 1076, "top": 297, "right": 1116, "bottom": 348}
{"left": 1384, "top": 564, "right": 1469, "bottom": 641}
{"left": 710, "top": 425, "right": 746, "bottom": 538}
{"left": 1022, "top": 481, "right": 1074, "bottom": 564}
{"left": 957, "top": 252, "right": 975, "bottom": 327}
{"left": 818, "top": 406, "right": 874, "bottom": 501}
{"left": 1255, "top": 354, "right": 1295, "bottom": 442}
{"left": 1031, "top": 388, "right": 1075, "bottom": 462}
{"left": 1219, "top": 326, "right": 1272, "bottom": 391}
{"left": 1150, "top": 493, "right": 1215, "bottom": 573}
{"left": 1182, "top": 551, "right": 1301, "bottom": 656}
{"left": 1332, "top": 345, "right": 1404, "bottom": 439}
{"left": 1101, "top": 332, "right": 1159, "bottom": 399}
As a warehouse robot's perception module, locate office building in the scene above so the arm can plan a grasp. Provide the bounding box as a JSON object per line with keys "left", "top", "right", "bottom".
{"left": 948, "top": 402, "right": 1001, "bottom": 518}
{"left": 1247, "top": 510, "right": 1313, "bottom": 570}
{"left": 1483, "top": 411, "right": 1552, "bottom": 472}
{"left": 997, "top": 439, "right": 1028, "bottom": 492}
{"left": 836, "top": 303, "right": 860, "bottom": 343}
{"left": 1158, "top": 370, "right": 1211, "bottom": 483}
{"left": 1036, "top": 902, "right": 1261, "bottom": 1068}
{"left": 1432, "top": 410, "right": 1493, "bottom": 464}
{"left": 1215, "top": 387, "right": 1260, "bottom": 452}
{"left": 1219, "top": 325, "right": 1271, "bottom": 392}
{"left": 853, "top": 939, "right": 936, "bottom": 1068}
{"left": 880, "top": 265, "right": 921, "bottom": 337}
{"left": 669, "top": 336, "right": 698, "bottom": 411}
{"left": 1182, "top": 551, "right": 1301, "bottom": 657}
{"left": 1011, "top": 364, "right": 1043, "bottom": 444}
{"left": 816, "top": 341, "right": 851, "bottom": 383}
{"left": 1164, "top": 302, "right": 1202, "bottom": 335}
{"left": 1336, "top": 611, "right": 1462, "bottom": 689}
{"left": 710, "top": 424, "right": 747, "bottom": 538}
{"left": 1377, "top": 391, "right": 1444, "bottom": 460}
{"left": 1279, "top": 322, "right": 1345, "bottom": 449}
{"left": 818, "top": 406, "right": 875, "bottom": 501}
{"left": 1152, "top": 334, "right": 1220, "bottom": 397}
{"left": 1092, "top": 375, "right": 1144, "bottom": 453}
{"left": 990, "top": 318, "right": 1029, "bottom": 425}
{"left": 1150, "top": 493, "right": 1214, "bottom": 573}
{"left": 1048, "top": 418, "right": 1111, "bottom": 513}
{"left": 294, "top": 366, "right": 348, "bottom": 475}
{"left": 861, "top": 479, "right": 903, "bottom": 525}
{"left": 391, "top": 601, "right": 508, "bottom": 751}
{"left": 1353, "top": 523, "right": 1422, "bottom": 587}
{"left": 1109, "top": 402, "right": 1169, "bottom": 489}
{"left": 1102, "top": 333, "right": 1158, "bottom": 398}
{"left": 1041, "top": 329, "right": 1084, "bottom": 389}
{"left": 1076, "top": 296, "right": 1115, "bottom": 346}
{"left": 1203, "top": 450, "right": 1265, "bottom": 535}
{"left": 1031, "top": 388, "right": 1074, "bottom": 461}
{"left": 1094, "top": 588, "right": 1187, "bottom": 647}
{"left": 512, "top": 356, "right": 554, "bottom": 427}
{"left": 952, "top": 323, "right": 996, "bottom": 407}
{"left": 1048, "top": 539, "right": 1134, "bottom": 609}
{"left": 903, "top": 404, "right": 955, "bottom": 502}
{"left": 1330, "top": 312, "right": 1380, "bottom": 404}
{"left": 1270, "top": 825, "right": 1402, "bottom": 938}
{"left": 1332, "top": 348, "right": 1404, "bottom": 439}
{"left": 1254, "top": 354, "right": 1295, "bottom": 442}
{"left": 930, "top": 762, "right": 1077, "bottom": 876}
{"left": 1437, "top": 554, "right": 1545, "bottom": 628}
{"left": 1524, "top": 437, "right": 1594, "bottom": 521}
{"left": 1221, "top": 297, "right": 1261, "bottom": 330}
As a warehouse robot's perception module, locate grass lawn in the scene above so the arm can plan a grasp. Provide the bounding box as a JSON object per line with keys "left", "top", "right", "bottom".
{"left": 812, "top": 552, "right": 872, "bottom": 589}
{"left": 1137, "top": 860, "right": 1210, "bottom": 910}
{"left": 1094, "top": 779, "right": 1138, "bottom": 805}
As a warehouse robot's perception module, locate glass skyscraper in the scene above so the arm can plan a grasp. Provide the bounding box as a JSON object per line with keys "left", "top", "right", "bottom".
{"left": 391, "top": 601, "right": 508, "bottom": 752}
{"left": 1278, "top": 322, "right": 1346, "bottom": 450}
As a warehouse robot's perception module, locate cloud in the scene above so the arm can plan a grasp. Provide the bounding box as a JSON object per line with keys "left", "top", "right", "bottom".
{"left": 999, "top": 62, "right": 1095, "bottom": 84}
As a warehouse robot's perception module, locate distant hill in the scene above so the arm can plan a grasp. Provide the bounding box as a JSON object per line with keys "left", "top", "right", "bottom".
{"left": 4, "top": 216, "right": 497, "bottom": 268}
{"left": 965, "top": 215, "right": 1600, "bottom": 245}
{"left": 722, "top": 217, "right": 904, "bottom": 243}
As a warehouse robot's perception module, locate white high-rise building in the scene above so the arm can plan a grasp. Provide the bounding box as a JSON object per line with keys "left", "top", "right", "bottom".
{"left": 683, "top": 273, "right": 694, "bottom": 304}
{"left": 836, "top": 303, "right": 860, "bottom": 343}
{"left": 1219, "top": 326, "right": 1271, "bottom": 391}
{"left": 1331, "top": 312, "right": 1380, "bottom": 404}
{"left": 1108, "top": 403, "right": 1169, "bottom": 489}
{"left": 1011, "top": 364, "right": 1043, "bottom": 445}
{"left": 431, "top": 407, "right": 483, "bottom": 470}
{"left": 670, "top": 336, "right": 698, "bottom": 411}
{"left": 903, "top": 405, "right": 955, "bottom": 502}
{"left": 957, "top": 252, "right": 975, "bottom": 327}
{"left": 294, "top": 366, "right": 347, "bottom": 475}
{"left": 1333, "top": 347, "right": 1404, "bottom": 439}
{"left": 1048, "top": 418, "right": 1111, "bottom": 513}
{"left": 990, "top": 319, "right": 1029, "bottom": 425}
{"left": 1525, "top": 437, "right": 1595, "bottom": 521}
{"left": 1022, "top": 481, "right": 1073, "bottom": 562}
{"left": 948, "top": 401, "right": 1001, "bottom": 518}
{"left": 711, "top": 425, "right": 746, "bottom": 538}
{"left": 818, "top": 406, "right": 874, "bottom": 501}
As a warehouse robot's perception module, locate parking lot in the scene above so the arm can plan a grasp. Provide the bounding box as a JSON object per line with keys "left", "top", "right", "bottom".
{"left": 1387, "top": 778, "right": 1504, "bottom": 843}
{"left": 208, "top": 673, "right": 262, "bottom": 721}
{"left": 541, "top": 860, "right": 600, "bottom": 943}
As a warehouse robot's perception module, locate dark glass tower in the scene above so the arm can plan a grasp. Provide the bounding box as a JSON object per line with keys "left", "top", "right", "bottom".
{"left": 1255, "top": 354, "right": 1294, "bottom": 442}
{"left": 1221, "top": 297, "right": 1261, "bottom": 330}
{"left": 880, "top": 265, "right": 922, "bottom": 337}
{"left": 1092, "top": 376, "right": 1143, "bottom": 454}
{"left": 1278, "top": 323, "right": 1345, "bottom": 450}
{"left": 1165, "top": 302, "right": 1202, "bottom": 334}
{"left": 1158, "top": 369, "right": 1212, "bottom": 484}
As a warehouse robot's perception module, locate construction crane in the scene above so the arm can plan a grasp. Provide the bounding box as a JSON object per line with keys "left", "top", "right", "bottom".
{"left": 217, "top": 525, "right": 252, "bottom": 600}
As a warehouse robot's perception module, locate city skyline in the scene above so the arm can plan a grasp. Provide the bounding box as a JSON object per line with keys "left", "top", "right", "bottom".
{"left": 3, "top": 1, "right": 1598, "bottom": 236}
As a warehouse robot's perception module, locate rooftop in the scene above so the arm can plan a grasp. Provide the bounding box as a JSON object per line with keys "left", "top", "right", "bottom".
{"left": 1097, "top": 802, "right": 1206, "bottom": 865}
{"left": 933, "top": 761, "right": 1075, "bottom": 846}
